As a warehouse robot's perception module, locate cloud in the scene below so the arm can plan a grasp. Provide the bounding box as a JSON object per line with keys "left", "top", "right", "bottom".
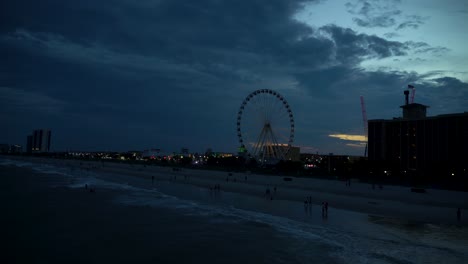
{"left": 329, "top": 134, "right": 367, "bottom": 142}
{"left": 317, "top": 25, "right": 408, "bottom": 66}
{"left": 346, "top": 143, "right": 367, "bottom": 148}
{"left": 1, "top": 29, "right": 217, "bottom": 82}
{"left": 353, "top": 14, "right": 399, "bottom": 28}
{"left": 396, "top": 15, "right": 428, "bottom": 30}
{"left": 346, "top": 0, "right": 402, "bottom": 28}
{"left": 346, "top": 1, "right": 428, "bottom": 33}
{"left": 0, "top": 86, "right": 68, "bottom": 114}
{"left": 0, "top": 0, "right": 466, "bottom": 154}
{"left": 384, "top": 32, "right": 400, "bottom": 39}
{"left": 432, "top": 76, "right": 468, "bottom": 88}
{"left": 404, "top": 41, "right": 450, "bottom": 55}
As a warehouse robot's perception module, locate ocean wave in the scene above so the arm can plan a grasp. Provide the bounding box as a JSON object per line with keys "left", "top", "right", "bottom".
{"left": 2, "top": 157, "right": 466, "bottom": 264}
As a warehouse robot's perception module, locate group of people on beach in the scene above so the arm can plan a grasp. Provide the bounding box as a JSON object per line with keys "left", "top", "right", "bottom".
{"left": 210, "top": 184, "right": 221, "bottom": 192}
{"left": 84, "top": 184, "right": 95, "bottom": 193}
{"left": 345, "top": 178, "right": 351, "bottom": 186}
{"left": 209, "top": 184, "right": 222, "bottom": 197}
{"left": 156, "top": 168, "right": 466, "bottom": 224}
{"left": 304, "top": 196, "right": 329, "bottom": 218}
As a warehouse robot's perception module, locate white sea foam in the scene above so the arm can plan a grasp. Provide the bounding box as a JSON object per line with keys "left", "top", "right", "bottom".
{"left": 78, "top": 169, "right": 466, "bottom": 264}
{"left": 0, "top": 158, "right": 35, "bottom": 168}
{"left": 2, "top": 157, "right": 465, "bottom": 264}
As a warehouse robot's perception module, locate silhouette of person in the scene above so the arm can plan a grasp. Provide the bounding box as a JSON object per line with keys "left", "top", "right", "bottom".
{"left": 457, "top": 208, "right": 461, "bottom": 222}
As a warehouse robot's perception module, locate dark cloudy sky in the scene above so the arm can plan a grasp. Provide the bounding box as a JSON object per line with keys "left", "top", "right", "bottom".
{"left": 1, "top": 0, "right": 467, "bottom": 155}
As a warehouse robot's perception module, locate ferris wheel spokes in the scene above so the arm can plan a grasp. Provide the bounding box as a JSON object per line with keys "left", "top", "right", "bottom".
{"left": 237, "top": 89, "right": 294, "bottom": 164}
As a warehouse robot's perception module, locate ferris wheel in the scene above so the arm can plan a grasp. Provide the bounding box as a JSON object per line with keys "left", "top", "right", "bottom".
{"left": 237, "top": 89, "right": 295, "bottom": 164}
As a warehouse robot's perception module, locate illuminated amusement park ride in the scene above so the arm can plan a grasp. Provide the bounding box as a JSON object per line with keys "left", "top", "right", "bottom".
{"left": 237, "top": 89, "right": 295, "bottom": 164}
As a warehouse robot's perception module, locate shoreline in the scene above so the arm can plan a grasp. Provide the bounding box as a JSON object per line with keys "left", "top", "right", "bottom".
{"left": 2, "top": 155, "right": 468, "bottom": 226}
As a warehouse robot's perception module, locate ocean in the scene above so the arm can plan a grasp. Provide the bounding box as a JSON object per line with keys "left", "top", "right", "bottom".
{"left": 1, "top": 157, "right": 467, "bottom": 263}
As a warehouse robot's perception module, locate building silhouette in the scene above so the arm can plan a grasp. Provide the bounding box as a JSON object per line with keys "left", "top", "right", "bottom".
{"left": 26, "top": 129, "right": 51, "bottom": 153}
{"left": 368, "top": 91, "right": 468, "bottom": 182}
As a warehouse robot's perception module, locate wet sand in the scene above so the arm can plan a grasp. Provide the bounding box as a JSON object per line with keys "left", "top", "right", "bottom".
{"left": 4, "top": 156, "right": 468, "bottom": 226}
{"left": 2, "top": 157, "right": 468, "bottom": 263}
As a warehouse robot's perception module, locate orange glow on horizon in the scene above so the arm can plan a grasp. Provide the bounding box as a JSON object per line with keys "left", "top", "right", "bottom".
{"left": 329, "top": 134, "right": 367, "bottom": 142}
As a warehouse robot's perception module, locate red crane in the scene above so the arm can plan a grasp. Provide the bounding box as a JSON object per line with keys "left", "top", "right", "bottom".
{"left": 360, "top": 95, "right": 368, "bottom": 157}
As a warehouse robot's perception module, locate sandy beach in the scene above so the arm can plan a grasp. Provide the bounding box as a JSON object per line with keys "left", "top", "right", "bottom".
{"left": 2, "top": 155, "right": 468, "bottom": 263}
{"left": 4, "top": 155, "right": 468, "bottom": 226}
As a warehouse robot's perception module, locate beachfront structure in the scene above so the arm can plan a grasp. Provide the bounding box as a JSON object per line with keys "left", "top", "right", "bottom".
{"left": 368, "top": 91, "right": 468, "bottom": 179}
{"left": 285, "top": 146, "right": 300, "bottom": 161}
{"left": 255, "top": 144, "right": 300, "bottom": 163}
{"left": 26, "top": 129, "right": 51, "bottom": 153}
{"left": 9, "top": 144, "right": 22, "bottom": 153}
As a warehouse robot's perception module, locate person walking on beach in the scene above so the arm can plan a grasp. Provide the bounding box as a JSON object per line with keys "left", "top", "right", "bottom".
{"left": 152, "top": 176, "right": 154, "bottom": 185}
{"left": 321, "top": 201, "right": 329, "bottom": 217}
{"left": 457, "top": 208, "right": 461, "bottom": 222}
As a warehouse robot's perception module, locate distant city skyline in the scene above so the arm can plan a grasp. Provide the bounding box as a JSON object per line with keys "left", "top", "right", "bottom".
{"left": 1, "top": 0, "right": 467, "bottom": 155}
{"left": 26, "top": 129, "right": 51, "bottom": 153}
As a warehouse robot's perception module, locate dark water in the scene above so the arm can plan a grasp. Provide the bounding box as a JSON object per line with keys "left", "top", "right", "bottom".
{"left": 2, "top": 158, "right": 468, "bottom": 264}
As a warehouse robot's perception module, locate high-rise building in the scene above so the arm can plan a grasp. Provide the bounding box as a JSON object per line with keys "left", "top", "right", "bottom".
{"left": 368, "top": 91, "right": 468, "bottom": 178}
{"left": 26, "top": 129, "right": 51, "bottom": 153}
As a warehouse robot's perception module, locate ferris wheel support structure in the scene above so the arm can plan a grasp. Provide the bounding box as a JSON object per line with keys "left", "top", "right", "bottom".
{"left": 237, "top": 89, "right": 295, "bottom": 164}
